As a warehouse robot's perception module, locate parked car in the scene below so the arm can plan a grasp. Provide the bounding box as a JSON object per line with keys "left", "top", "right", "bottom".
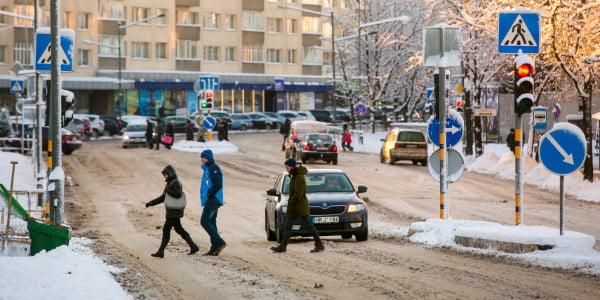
{"left": 73, "top": 114, "right": 104, "bottom": 137}
{"left": 65, "top": 117, "right": 92, "bottom": 140}
{"left": 308, "top": 109, "right": 334, "bottom": 123}
{"left": 122, "top": 119, "right": 150, "bottom": 148}
{"left": 230, "top": 113, "right": 254, "bottom": 131}
{"left": 262, "top": 112, "right": 286, "bottom": 127}
{"left": 380, "top": 128, "right": 428, "bottom": 166}
{"left": 194, "top": 110, "right": 232, "bottom": 130}
{"left": 332, "top": 110, "right": 351, "bottom": 123}
{"left": 4, "top": 126, "right": 82, "bottom": 155}
{"left": 297, "top": 110, "right": 317, "bottom": 121}
{"left": 277, "top": 110, "right": 305, "bottom": 122}
{"left": 265, "top": 169, "right": 368, "bottom": 242}
{"left": 294, "top": 133, "right": 338, "bottom": 165}
{"left": 161, "top": 116, "right": 198, "bottom": 134}
{"left": 244, "top": 112, "right": 276, "bottom": 129}
{"left": 100, "top": 115, "right": 123, "bottom": 136}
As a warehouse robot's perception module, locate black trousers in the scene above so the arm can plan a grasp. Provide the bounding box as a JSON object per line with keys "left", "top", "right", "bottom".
{"left": 280, "top": 215, "right": 322, "bottom": 247}
{"left": 158, "top": 217, "right": 192, "bottom": 251}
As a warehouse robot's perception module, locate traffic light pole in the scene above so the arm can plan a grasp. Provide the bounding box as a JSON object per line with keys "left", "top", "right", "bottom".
{"left": 436, "top": 68, "right": 448, "bottom": 219}
{"left": 514, "top": 115, "right": 523, "bottom": 225}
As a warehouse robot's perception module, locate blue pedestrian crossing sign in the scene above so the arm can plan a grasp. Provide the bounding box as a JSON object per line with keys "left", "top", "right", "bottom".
{"left": 10, "top": 80, "right": 25, "bottom": 94}
{"left": 539, "top": 123, "right": 586, "bottom": 176}
{"left": 202, "top": 116, "right": 217, "bottom": 130}
{"left": 35, "top": 28, "right": 74, "bottom": 72}
{"left": 498, "top": 10, "right": 540, "bottom": 54}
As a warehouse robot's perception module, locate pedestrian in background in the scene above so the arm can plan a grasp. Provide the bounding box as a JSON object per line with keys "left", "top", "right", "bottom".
{"left": 280, "top": 118, "right": 291, "bottom": 151}
{"left": 154, "top": 120, "right": 163, "bottom": 150}
{"left": 199, "top": 149, "right": 227, "bottom": 256}
{"left": 185, "top": 119, "right": 194, "bottom": 141}
{"left": 164, "top": 119, "right": 175, "bottom": 149}
{"left": 145, "top": 165, "right": 199, "bottom": 258}
{"left": 196, "top": 115, "right": 206, "bottom": 142}
{"left": 341, "top": 124, "right": 353, "bottom": 152}
{"left": 217, "top": 119, "right": 228, "bottom": 141}
{"left": 271, "top": 158, "right": 324, "bottom": 253}
{"left": 145, "top": 119, "right": 154, "bottom": 149}
{"left": 506, "top": 128, "right": 515, "bottom": 154}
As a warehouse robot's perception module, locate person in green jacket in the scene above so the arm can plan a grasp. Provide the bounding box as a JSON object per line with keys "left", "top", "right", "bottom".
{"left": 271, "top": 158, "right": 324, "bottom": 253}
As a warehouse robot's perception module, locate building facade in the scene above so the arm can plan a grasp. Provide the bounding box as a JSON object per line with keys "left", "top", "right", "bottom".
{"left": 0, "top": 0, "right": 350, "bottom": 117}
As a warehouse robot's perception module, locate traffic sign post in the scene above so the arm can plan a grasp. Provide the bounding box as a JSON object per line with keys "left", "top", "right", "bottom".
{"left": 539, "top": 123, "right": 586, "bottom": 235}
{"left": 35, "top": 28, "right": 74, "bottom": 72}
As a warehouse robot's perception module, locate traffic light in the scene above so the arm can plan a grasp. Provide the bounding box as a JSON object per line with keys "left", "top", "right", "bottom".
{"left": 60, "top": 89, "right": 74, "bottom": 127}
{"left": 204, "top": 89, "right": 213, "bottom": 109}
{"left": 514, "top": 54, "right": 534, "bottom": 116}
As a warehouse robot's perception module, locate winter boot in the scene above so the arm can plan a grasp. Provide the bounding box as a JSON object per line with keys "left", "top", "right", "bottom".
{"left": 270, "top": 244, "right": 287, "bottom": 253}
{"left": 151, "top": 251, "right": 164, "bottom": 258}
{"left": 310, "top": 243, "right": 325, "bottom": 253}
{"left": 183, "top": 233, "right": 200, "bottom": 255}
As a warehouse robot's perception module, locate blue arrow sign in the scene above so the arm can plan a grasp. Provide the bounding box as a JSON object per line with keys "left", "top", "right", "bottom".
{"left": 354, "top": 103, "right": 367, "bottom": 117}
{"left": 35, "top": 29, "right": 74, "bottom": 72}
{"left": 498, "top": 11, "right": 541, "bottom": 54}
{"left": 10, "top": 80, "right": 25, "bottom": 94}
{"left": 199, "top": 76, "right": 219, "bottom": 90}
{"left": 428, "top": 110, "right": 464, "bottom": 147}
{"left": 202, "top": 116, "right": 217, "bottom": 130}
{"left": 539, "top": 123, "right": 586, "bottom": 175}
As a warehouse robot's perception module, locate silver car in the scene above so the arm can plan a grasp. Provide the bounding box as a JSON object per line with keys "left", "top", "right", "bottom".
{"left": 122, "top": 119, "right": 150, "bottom": 148}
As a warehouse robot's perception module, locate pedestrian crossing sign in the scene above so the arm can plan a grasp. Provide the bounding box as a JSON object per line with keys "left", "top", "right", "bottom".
{"left": 35, "top": 28, "right": 74, "bottom": 72}
{"left": 10, "top": 80, "right": 25, "bottom": 94}
{"left": 498, "top": 10, "right": 540, "bottom": 54}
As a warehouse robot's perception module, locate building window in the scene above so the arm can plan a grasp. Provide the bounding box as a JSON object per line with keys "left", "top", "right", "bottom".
{"left": 64, "top": 11, "right": 74, "bottom": 29}
{"left": 132, "top": 7, "right": 150, "bottom": 23}
{"left": 322, "top": 21, "right": 332, "bottom": 38}
{"left": 302, "top": 16, "right": 320, "bottom": 34}
{"left": 303, "top": 46, "right": 322, "bottom": 65}
{"left": 14, "top": 42, "right": 33, "bottom": 66}
{"left": 267, "top": 18, "right": 282, "bottom": 33}
{"left": 77, "top": 13, "right": 90, "bottom": 30}
{"left": 99, "top": 0, "right": 124, "bottom": 20}
{"left": 204, "top": 46, "right": 220, "bottom": 62}
{"left": 242, "top": 44, "right": 263, "bottom": 63}
{"left": 99, "top": 35, "right": 120, "bottom": 57}
{"left": 242, "top": 11, "right": 263, "bottom": 31}
{"left": 287, "top": 19, "right": 297, "bottom": 34}
{"left": 224, "top": 14, "right": 235, "bottom": 30}
{"left": 13, "top": 5, "right": 34, "bottom": 26}
{"left": 287, "top": 49, "right": 296, "bottom": 64}
{"left": 156, "top": 8, "right": 167, "bottom": 25}
{"left": 205, "top": 13, "right": 220, "bottom": 29}
{"left": 132, "top": 42, "right": 149, "bottom": 59}
{"left": 267, "top": 49, "right": 281, "bottom": 64}
{"left": 78, "top": 49, "right": 89, "bottom": 66}
{"left": 0, "top": 46, "right": 6, "bottom": 64}
{"left": 156, "top": 43, "right": 167, "bottom": 59}
{"left": 176, "top": 8, "right": 199, "bottom": 25}
{"left": 176, "top": 40, "right": 199, "bottom": 59}
{"left": 303, "top": 0, "right": 320, "bottom": 4}
{"left": 225, "top": 47, "right": 236, "bottom": 62}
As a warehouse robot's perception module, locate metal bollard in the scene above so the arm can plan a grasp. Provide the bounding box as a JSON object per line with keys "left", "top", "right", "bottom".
{"left": 359, "top": 132, "right": 364, "bottom": 145}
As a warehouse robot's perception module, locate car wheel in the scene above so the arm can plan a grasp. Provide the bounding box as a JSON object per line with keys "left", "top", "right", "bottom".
{"left": 380, "top": 150, "right": 385, "bottom": 163}
{"left": 92, "top": 129, "right": 99, "bottom": 138}
{"left": 240, "top": 125, "right": 247, "bottom": 131}
{"left": 341, "top": 233, "right": 352, "bottom": 239}
{"left": 388, "top": 151, "right": 395, "bottom": 165}
{"left": 122, "top": 144, "right": 127, "bottom": 149}
{"left": 412, "top": 160, "right": 418, "bottom": 165}
{"left": 266, "top": 213, "right": 276, "bottom": 241}
{"left": 421, "top": 159, "right": 428, "bottom": 166}
{"left": 62, "top": 149, "right": 73, "bottom": 155}
{"left": 332, "top": 159, "right": 338, "bottom": 165}
{"left": 355, "top": 227, "right": 368, "bottom": 242}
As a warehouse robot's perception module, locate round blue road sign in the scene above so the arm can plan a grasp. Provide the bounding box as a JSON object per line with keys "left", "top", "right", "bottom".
{"left": 202, "top": 116, "right": 217, "bottom": 130}
{"left": 539, "top": 123, "right": 586, "bottom": 176}
{"left": 354, "top": 103, "right": 367, "bottom": 117}
{"left": 427, "top": 109, "right": 464, "bottom": 147}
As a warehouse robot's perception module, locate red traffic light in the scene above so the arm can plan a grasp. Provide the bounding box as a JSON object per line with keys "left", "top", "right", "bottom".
{"left": 517, "top": 63, "right": 534, "bottom": 77}
{"left": 206, "top": 91, "right": 213, "bottom": 98}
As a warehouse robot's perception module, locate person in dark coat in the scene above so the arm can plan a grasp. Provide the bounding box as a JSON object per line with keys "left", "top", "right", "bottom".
{"left": 164, "top": 119, "right": 175, "bottom": 149}
{"left": 200, "top": 150, "right": 226, "bottom": 256}
{"left": 217, "top": 119, "right": 228, "bottom": 141}
{"left": 185, "top": 119, "right": 194, "bottom": 141}
{"left": 145, "top": 119, "right": 154, "bottom": 149}
{"left": 271, "top": 158, "right": 324, "bottom": 253}
{"left": 506, "top": 128, "right": 515, "bottom": 153}
{"left": 280, "top": 118, "right": 291, "bottom": 151}
{"left": 154, "top": 120, "right": 163, "bottom": 150}
{"left": 145, "top": 165, "right": 199, "bottom": 258}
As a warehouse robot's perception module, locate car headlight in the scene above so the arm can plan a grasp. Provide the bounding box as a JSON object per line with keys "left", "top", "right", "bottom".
{"left": 122, "top": 135, "right": 130, "bottom": 141}
{"left": 347, "top": 204, "right": 365, "bottom": 213}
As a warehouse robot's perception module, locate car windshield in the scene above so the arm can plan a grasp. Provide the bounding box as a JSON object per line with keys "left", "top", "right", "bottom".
{"left": 397, "top": 132, "right": 425, "bottom": 142}
{"left": 306, "top": 134, "right": 332, "bottom": 143}
{"left": 126, "top": 124, "right": 146, "bottom": 131}
{"left": 231, "top": 115, "right": 246, "bottom": 119}
{"left": 282, "top": 173, "right": 353, "bottom": 194}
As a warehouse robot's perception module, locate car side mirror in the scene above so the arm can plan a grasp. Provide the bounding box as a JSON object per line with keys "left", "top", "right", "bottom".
{"left": 357, "top": 185, "right": 368, "bottom": 193}
{"left": 266, "top": 188, "right": 278, "bottom": 196}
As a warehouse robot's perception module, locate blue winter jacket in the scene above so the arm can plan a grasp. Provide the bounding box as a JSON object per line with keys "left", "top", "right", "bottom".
{"left": 200, "top": 158, "right": 224, "bottom": 206}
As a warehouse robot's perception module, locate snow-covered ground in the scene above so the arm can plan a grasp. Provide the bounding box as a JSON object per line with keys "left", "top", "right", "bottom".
{"left": 1, "top": 127, "right": 600, "bottom": 299}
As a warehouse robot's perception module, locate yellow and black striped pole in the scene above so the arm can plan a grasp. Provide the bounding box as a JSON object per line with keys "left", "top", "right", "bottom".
{"left": 515, "top": 120, "right": 523, "bottom": 225}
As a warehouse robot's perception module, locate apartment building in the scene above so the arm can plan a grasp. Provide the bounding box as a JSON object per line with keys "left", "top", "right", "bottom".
{"left": 0, "top": 0, "right": 350, "bottom": 117}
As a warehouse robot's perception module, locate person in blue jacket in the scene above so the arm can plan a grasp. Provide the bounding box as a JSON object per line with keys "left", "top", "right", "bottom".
{"left": 200, "top": 149, "right": 227, "bottom": 256}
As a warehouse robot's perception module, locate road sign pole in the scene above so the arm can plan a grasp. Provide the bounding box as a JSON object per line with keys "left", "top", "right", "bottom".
{"left": 515, "top": 115, "right": 523, "bottom": 225}
{"left": 559, "top": 175, "right": 564, "bottom": 235}
{"left": 206, "top": 108, "right": 211, "bottom": 141}
{"left": 438, "top": 68, "right": 448, "bottom": 219}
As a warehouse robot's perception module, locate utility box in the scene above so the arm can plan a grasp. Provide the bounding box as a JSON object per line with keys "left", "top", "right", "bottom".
{"left": 27, "top": 218, "right": 71, "bottom": 256}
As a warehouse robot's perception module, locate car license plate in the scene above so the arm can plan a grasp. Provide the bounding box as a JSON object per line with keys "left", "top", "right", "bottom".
{"left": 406, "top": 144, "right": 417, "bottom": 148}
{"left": 316, "top": 147, "right": 329, "bottom": 151}
{"left": 313, "top": 216, "right": 339, "bottom": 224}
